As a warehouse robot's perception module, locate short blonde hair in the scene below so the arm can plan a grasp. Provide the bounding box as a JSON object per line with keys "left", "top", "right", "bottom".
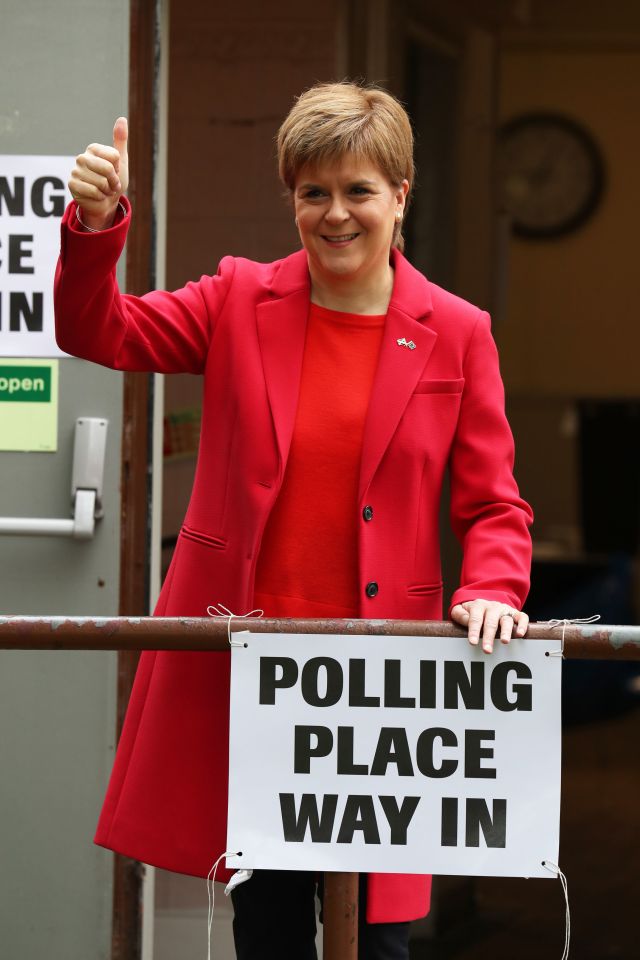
{"left": 277, "top": 81, "right": 414, "bottom": 250}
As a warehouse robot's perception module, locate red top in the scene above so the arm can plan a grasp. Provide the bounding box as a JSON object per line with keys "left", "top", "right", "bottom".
{"left": 254, "top": 302, "right": 385, "bottom": 618}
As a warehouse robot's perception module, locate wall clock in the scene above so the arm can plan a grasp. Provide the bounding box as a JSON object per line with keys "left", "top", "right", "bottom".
{"left": 497, "top": 112, "right": 605, "bottom": 239}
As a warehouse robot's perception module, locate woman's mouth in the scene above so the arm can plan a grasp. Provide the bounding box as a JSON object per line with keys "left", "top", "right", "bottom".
{"left": 322, "top": 233, "right": 360, "bottom": 247}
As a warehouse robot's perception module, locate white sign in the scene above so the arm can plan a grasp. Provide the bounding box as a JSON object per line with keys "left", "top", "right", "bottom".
{"left": 227, "top": 633, "right": 561, "bottom": 878}
{"left": 0, "top": 156, "right": 74, "bottom": 358}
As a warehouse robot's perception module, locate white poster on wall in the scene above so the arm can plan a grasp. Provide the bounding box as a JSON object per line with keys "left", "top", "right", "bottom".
{"left": 0, "top": 155, "right": 74, "bottom": 358}
{"left": 227, "top": 632, "right": 561, "bottom": 878}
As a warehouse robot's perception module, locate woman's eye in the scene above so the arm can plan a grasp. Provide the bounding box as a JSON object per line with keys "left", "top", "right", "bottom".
{"left": 304, "top": 189, "right": 324, "bottom": 199}
{"left": 350, "top": 186, "right": 370, "bottom": 196}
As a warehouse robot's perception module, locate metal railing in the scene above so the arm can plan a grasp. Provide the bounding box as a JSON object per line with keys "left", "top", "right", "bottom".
{"left": 1, "top": 615, "right": 639, "bottom": 959}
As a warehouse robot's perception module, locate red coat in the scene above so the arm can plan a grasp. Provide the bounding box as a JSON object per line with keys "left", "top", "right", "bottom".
{"left": 54, "top": 199, "right": 533, "bottom": 923}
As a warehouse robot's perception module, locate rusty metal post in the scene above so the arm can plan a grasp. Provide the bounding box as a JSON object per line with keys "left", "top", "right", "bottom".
{"left": 323, "top": 872, "right": 358, "bottom": 960}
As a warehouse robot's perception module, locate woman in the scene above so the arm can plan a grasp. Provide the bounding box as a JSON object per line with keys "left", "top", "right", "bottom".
{"left": 56, "top": 82, "right": 533, "bottom": 959}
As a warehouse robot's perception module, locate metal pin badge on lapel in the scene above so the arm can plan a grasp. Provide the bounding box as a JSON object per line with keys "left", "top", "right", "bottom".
{"left": 397, "top": 337, "right": 417, "bottom": 350}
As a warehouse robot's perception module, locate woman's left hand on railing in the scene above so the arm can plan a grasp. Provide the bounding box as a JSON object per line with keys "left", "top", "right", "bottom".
{"left": 450, "top": 599, "right": 529, "bottom": 654}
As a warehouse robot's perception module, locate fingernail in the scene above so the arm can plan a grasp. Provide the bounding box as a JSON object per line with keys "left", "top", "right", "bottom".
{"left": 469, "top": 637, "right": 478, "bottom": 645}
{"left": 483, "top": 643, "right": 492, "bottom": 653}
{"left": 116, "top": 182, "right": 122, "bottom": 192}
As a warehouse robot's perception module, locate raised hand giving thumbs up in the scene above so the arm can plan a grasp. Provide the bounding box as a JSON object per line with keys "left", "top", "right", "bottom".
{"left": 69, "top": 117, "right": 129, "bottom": 231}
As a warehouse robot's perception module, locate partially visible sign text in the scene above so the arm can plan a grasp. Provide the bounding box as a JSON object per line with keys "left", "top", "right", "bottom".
{"left": 0, "top": 156, "right": 74, "bottom": 358}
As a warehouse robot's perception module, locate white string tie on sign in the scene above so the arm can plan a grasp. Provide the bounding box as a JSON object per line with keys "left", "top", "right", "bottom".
{"left": 206, "top": 603, "right": 263, "bottom": 647}
{"left": 206, "top": 850, "right": 242, "bottom": 960}
{"left": 542, "top": 860, "right": 571, "bottom": 959}
{"left": 541, "top": 614, "right": 601, "bottom": 657}
{"left": 204, "top": 605, "right": 260, "bottom": 957}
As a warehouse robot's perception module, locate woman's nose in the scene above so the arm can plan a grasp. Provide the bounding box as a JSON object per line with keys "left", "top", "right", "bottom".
{"left": 324, "top": 195, "right": 350, "bottom": 223}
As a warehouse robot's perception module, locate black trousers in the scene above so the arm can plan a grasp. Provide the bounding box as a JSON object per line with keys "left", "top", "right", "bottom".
{"left": 230, "top": 870, "right": 410, "bottom": 960}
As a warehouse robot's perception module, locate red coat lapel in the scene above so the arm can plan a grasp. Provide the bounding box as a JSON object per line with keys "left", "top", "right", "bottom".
{"left": 256, "top": 250, "right": 310, "bottom": 473}
{"left": 359, "top": 250, "right": 436, "bottom": 499}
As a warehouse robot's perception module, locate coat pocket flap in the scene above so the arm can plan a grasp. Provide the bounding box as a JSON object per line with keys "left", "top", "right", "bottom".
{"left": 413, "top": 378, "right": 464, "bottom": 395}
{"left": 180, "top": 524, "right": 227, "bottom": 550}
{"left": 407, "top": 581, "right": 443, "bottom": 596}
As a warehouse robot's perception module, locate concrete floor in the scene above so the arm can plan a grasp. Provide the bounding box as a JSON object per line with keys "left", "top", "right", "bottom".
{"left": 410, "top": 701, "right": 640, "bottom": 959}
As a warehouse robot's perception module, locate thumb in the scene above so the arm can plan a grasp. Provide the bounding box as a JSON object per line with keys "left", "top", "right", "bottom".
{"left": 450, "top": 604, "right": 470, "bottom": 623}
{"left": 113, "top": 116, "right": 128, "bottom": 162}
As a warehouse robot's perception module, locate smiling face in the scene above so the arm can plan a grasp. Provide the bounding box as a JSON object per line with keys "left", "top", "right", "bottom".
{"left": 293, "top": 156, "right": 409, "bottom": 289}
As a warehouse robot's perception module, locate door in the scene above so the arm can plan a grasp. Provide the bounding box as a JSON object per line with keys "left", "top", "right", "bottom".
{"left": 0, "top": 1, "right": 131, "bottom": 956}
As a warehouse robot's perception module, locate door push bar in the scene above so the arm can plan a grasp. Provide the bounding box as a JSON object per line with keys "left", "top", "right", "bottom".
{"left": 0, "top": 418, "right": 108, "bottom": 539}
